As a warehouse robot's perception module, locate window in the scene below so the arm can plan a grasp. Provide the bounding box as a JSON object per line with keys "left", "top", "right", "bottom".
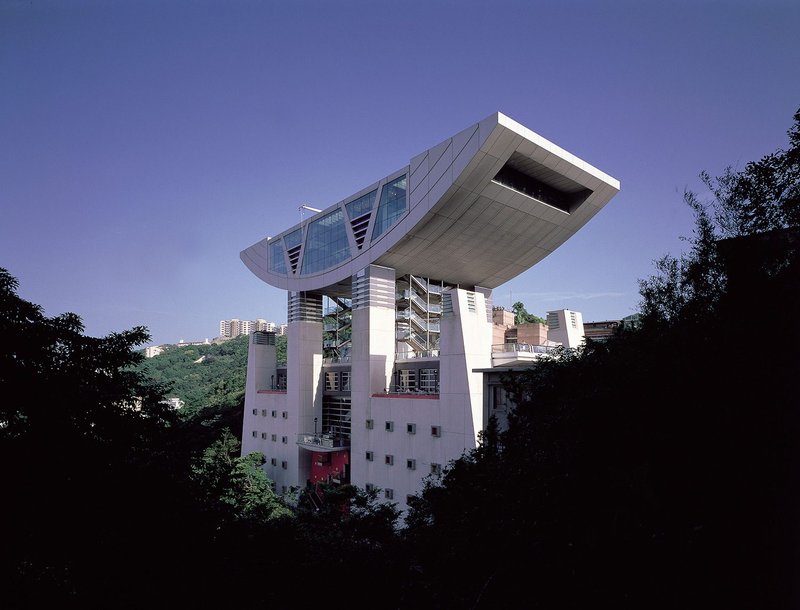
{"left": 431, "top": 463, "right": 442, "bottom": 476}
{"left": 282, "top": 411, "right": 288, "bottom": 419}
{"left": 252, "top": 430, "right": 258, "bottom": 438}
{"left": 366, "top": 451, "right": 374, "bottom": 462}
{"left": 261, "top": 409, "right": 267, "bottom": 416}
{"left": 252, "top": 409, "right": 257, "bottom": 415}
{"left": 325, "top": 371, "right": 339, "bottom": 391}
{"left": 301, "top": 208, "right": 351, "bottom": 275}
{"left": 281, "top": 485, "right": 287, "bottom": 494}
{"left": 366, "top": 419, "right": 374, "bottom": 430}
{"left": 272, "top": 410, "right": 277, "bottom": 418}
{"left": 282, "top": 436, "right": 288, "bottom": 444}
{"left": 406, "top": 459, "right": 416, "bottom": 470}
{"left": 431, "top": 425, "right": 441, "bottom": 437}
{"left": 385, "top": 455, "right": 394, "bottom": 466}
{"left": 365, "top": 483, "right": 375, "bottom": 492}
{"left": 261, "top": 432, "right": 267, "bottom": 439}
{"left": 372, "top": 175, "right": 407, "bottom": 241}
{"left": 269, "top": 239, "right": 287, "bottom": 274}
{"left": 398, "top": 369, "right": 416, "bottom": 392}
{"left": 270, "top": 458, "right": 277, "bottom": 466}
{"left": 407, "top": 423, "right": 416, "bottom": 434}
{"left": 384, "top": 488, "right": 394, "bottom": 500}
{"left": 419, "top": 368, "right": 439, "bottom": 393}
{"left": 281, "top": 461, "right": 288, "bottom": 469}
{"left": 271, "top": 434, "right": 277, "bottom": 442}
{"left": 385, "top": 421, "right": 394, "bottom": 432}
{"left": 341, "top": 370, "right": 351, "bottom": 391}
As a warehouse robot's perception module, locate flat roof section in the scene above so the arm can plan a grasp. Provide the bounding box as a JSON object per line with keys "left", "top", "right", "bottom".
{"left": 241, "top": 112, "right": 620, "bottom": 293}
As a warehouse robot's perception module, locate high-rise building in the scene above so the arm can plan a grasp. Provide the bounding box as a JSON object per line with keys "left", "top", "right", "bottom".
{"left": 239, "top": 112, "right": 620, "bottom": 509}
{"left": 220, "top": 318, "right": 281, "bottom": 338}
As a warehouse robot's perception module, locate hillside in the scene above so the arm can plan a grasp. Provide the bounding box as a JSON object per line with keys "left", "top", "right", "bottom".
{"left": 136, "top": 334, "right": 287, "bottom": 416}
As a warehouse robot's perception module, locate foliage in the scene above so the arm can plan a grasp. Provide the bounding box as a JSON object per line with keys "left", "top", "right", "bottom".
{"left": 191, "top": 429, "right": 291, "bottom": 523}
{"left": 639, "top": 106, "right": 799, "bottom": 328}
{"left": 511, "top": 300, "right": 546, "bottom": 325}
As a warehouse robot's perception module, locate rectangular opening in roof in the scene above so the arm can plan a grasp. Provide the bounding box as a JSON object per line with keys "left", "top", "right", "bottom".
{"left": 492, "top": 152, "right": 592, "bottom": 213}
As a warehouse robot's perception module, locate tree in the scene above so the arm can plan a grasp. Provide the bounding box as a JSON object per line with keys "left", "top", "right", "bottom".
{"left": 511, "top": 300, "right": 546, "bottom": 325}
{"left": 639, "top": 106, "right": 800, "bottom": 327}
{"left": 190, "top": 429, "right": 291, "bottom": 523}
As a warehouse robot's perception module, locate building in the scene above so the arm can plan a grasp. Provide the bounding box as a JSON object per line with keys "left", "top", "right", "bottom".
{"left": 239, "top": 112, "right": 620, "bottom": 509}
{"left": 583, "top": 319, "right": 620, "bottom": 342}
{"left": 219, "top": 318, "right": 281, "bottom": 339}
{"left": 144, "top": 345, "right": 164, "bottom": 358}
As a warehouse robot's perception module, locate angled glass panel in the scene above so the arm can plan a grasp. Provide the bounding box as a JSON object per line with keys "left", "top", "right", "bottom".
{"left": 269, "top": 240, "right": 287, "bottom": 273}
{"left": 283, "top": 229, "right": 303, "bottom": 250}
{"left": 345, "top": 190, "right": 377, "bottom": 220}
{"left": 371, "top": 175, "right": 407, "bottom": 241}
{"left": 301, "top": 208, "right": 350, "bottom": 274}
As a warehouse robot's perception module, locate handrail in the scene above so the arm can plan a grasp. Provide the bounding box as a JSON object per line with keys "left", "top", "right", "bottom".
{"left": 491, "top": 343, "right": 557, "bottom": 354}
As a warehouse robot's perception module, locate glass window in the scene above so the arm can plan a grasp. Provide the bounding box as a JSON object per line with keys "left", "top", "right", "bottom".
{"left": 345, "top": 190, "right": 377, "bottom": 220}
{"left": 269, "top": 240, "right": 287, "bottom": 273}
{"left": 301, "top": 209, "right": 351, "bottom": 274}
{"left": 283, "top": 229, "right": 303, "bottom": 250}
{"left": 371, "top": 175, "right": 407, "bottom": 241}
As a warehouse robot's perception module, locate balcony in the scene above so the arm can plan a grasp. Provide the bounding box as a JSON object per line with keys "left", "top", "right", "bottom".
{"left": 297, "top": 433, "right": 350, "bottom": 452}
{"left": 491, "top": 342, "right": 559, "bottom": 367}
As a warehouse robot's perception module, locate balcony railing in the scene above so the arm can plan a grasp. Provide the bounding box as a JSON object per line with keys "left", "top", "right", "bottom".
{"left": 297, "top": 433, "right": 350, "bottom": 451}
{"left": 492, "top": 343, "right": 557, "bottom": 354}
{"left": 322, "top": 355, "right": 352, "bottom": 364}
{"left": 395, "top": 349, "right": 439, "bottom": 360}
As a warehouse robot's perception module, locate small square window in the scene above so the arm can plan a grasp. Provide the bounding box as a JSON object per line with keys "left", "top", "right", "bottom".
{"left": 406, "top": 459, "right": 416, "bottom": 470}
{"left": 281, "top": 460, "right": 288, "bottom": 469}
{"left": 261, "top": 409, "right": 267, "bottom": 416}
{"left": 282, "top": 436, "right": 288, "bottom": 444}
{"left": 271, "top": 410, "right": 277, "bottom": 418}
{"left": 271, "top": 434, "right": 277, "bottom": 442}
{"left": 282, "top": 411, "right": 288, "bottom": 419}
{"left": 366, "top": 419, "right": 374, "bottom": 430}
{"left": 252, "top": 430, "right": 258, "bottom": 438}
{"left": 385, "top": 454, "right": 394, "bottom": 466}
{"left": 407, "top": 423, "right": 416, "bottom": 434}
{"left": 385, "top": 488, "right": 394, "bottom": 500}
{"left": 431, "top": 463, "right": 442, "bottom": 476}
{"left": 431, "top": 425, "right": 441, "bottom": 438}
{"left": 366, "top": 451, "right": 374, "bottom": 461}
{"left": 270, "top": 458, "right": 277, "bottom": 466}
{"left": 261, "top": 432, "right": 267, "bottom": 439}
{"left": 385, "top": 421, "right": 394, "bottom": 432}
{"left": 365, "top": 483, "right": 375, "bottom": 492}
{"left": 252, "top": 409, "right": 258, "bottom": 415}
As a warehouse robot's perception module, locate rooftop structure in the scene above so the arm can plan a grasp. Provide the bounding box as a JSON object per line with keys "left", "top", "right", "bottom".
{"left": 240, "top": 112, "right": 620, "bottom": 509}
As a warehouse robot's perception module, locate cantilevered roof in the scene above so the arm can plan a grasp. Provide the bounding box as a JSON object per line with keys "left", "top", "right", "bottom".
{"left": 241, "top": 112, "right": 620, "bottom": 293}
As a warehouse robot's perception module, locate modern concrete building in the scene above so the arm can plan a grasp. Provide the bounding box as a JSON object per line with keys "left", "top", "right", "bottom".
{"left": 240, "top": 112, "right": 619, "bottom": 508}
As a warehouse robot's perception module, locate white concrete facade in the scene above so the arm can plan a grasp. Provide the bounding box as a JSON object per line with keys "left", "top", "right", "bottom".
{"left": 239, "top": 112, "right": 619, "bottom": 509}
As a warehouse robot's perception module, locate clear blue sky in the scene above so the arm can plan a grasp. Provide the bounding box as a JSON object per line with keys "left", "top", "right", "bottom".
{"left": 2, "top": 0, "right": 798, "bottom": 347}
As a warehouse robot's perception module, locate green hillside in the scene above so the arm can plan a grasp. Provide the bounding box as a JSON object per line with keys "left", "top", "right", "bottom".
{"left": 136, "top": 334, "right": 287, "bottom": 416}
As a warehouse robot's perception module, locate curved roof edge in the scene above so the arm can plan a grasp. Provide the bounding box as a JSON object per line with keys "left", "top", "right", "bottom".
{"left": 241, "top": 111, "right": 620, "bottom": 292}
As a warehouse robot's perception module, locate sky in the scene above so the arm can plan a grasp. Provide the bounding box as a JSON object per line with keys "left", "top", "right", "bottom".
{"left": 1, "top": 0, "right": 798, "bottom": 347}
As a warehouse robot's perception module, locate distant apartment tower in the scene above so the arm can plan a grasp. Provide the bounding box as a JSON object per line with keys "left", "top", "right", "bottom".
{"left": 220, "top": 318, "right": 280, "bottom": 338}
{"left": 144, "top": 346, "right": 164, "bottom": 358}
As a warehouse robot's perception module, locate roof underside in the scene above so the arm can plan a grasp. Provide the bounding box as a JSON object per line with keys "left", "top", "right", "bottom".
{"left": 241, "top": 112, "right": 620, "bottom": 293}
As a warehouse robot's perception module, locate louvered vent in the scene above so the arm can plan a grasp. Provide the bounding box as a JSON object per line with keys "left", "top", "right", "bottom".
{"left": 350, "top": 213, "right": 371, "bottom": 248}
